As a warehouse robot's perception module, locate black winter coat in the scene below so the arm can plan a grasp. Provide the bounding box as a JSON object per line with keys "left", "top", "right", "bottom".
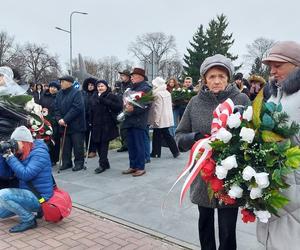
{"left": 89, "top": 89, "right": 122, "bottom": 143}
{"left": 122, "top": 81, "right": 152, "bottom": 130}
{"left": 40, "top": 90, "right": 56, "bottom": 116}
{"left": 54, "top": 86, "right": 86, "bottom": 134}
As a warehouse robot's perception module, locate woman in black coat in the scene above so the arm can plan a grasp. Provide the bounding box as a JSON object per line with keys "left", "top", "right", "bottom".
{"left": 39, "top": 81, "right": 60, "bottom": 165}
{"left": 89, "top": 80, "right": 122, "bottom": 174}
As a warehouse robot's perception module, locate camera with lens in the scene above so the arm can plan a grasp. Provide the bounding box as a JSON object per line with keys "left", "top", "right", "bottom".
{"left": 0, "top": 139, "right": 18, "bottom": 155}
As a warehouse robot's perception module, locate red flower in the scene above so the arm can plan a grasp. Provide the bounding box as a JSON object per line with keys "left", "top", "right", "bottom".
{"left": 141, "top": 92, "right": 145, "bottom": 96}
{"left": 135, "top": 95, "right": 141, "bottom": 100}
{"left": 39, "top": 127, "right": 45, "bottom": 134}
{"left": 44, "top": 136, "right": 50, "bottom": 141}
{"left": 201, "top": 158, "right": 216, "bottom": 182}
{"left": 218, "top": 193, "right": 236, "bottom": 205}
{"left": 241, "top": 209, "right": 256, "bottom": 223}
{"left": 209, "top": 177, "right": 224, "bottom": 192}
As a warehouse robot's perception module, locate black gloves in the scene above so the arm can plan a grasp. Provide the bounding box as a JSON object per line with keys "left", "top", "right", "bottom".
{"left": 194, "top": 132, "right": 204, "bottom": 141}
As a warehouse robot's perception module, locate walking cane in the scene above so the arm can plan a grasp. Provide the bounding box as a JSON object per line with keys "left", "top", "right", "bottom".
{"left": 57, "top": 125, "right": 67, "bottom": 173}
{"left": 84, "top": 130, "right": 92, "bottom": 170}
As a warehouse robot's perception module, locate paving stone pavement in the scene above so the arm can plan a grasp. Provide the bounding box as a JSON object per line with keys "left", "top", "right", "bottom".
{"left": 0, "top": 207, "right": 185, "bottom": 250}
{"left": 52, "top": 148, "right": 264, "bottom": 250}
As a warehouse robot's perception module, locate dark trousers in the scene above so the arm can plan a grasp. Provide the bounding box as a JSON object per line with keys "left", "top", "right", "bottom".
{"left": 49, "top": 125, "right": 60, "bottom": 164}
{"left": 144, "top": 126, "right": 150, "bottom": 161}
{"left": 152, "top": 128, "right": 179, "bottom": 157}
{"left": 85, "top": 126, "right": 96, "bottom": 153}
{"left": 198, "top": 206, "right": 238, "bottom": 250}
{"left": 127, "top": 128, "right": 146, "bottom": 170}
{"left": 62, "top": 132, "right": 85, "bottom": 168}
{"left": 94, "top": 140, "right": 110, "bottom": 168}
{"left": 119, "top": 127, "right": 128, "bottom": 149}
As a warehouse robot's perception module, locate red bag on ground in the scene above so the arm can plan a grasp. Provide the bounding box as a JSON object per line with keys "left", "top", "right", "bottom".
{"left": 41, "top": 186, "right": 72, "bottom": 223}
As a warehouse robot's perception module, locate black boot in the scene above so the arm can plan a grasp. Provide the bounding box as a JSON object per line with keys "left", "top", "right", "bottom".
{"left": 94, "top": 166, "right": 106, "bottom": 174}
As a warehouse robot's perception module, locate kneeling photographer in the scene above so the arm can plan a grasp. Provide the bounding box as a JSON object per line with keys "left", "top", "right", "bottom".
{"left": 0, "top": 126, "right": 53, "bottom": 233}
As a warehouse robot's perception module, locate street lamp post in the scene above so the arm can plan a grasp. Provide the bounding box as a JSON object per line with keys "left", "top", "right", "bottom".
{"left": 55, "top": 11, "right": 88, "bottom": 75}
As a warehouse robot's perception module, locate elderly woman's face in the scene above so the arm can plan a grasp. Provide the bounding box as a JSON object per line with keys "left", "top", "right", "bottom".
{"left": 205, "top": 67, "right": 229, "bottom": 93}
{"left": 269, "top": 61, "right": 297, "bottom": 82}
{"left": 97, "top": 83, "right": 107, "bottom": 93}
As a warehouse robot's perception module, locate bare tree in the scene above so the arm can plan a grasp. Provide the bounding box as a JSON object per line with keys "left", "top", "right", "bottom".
{"left": 244, "top": 37, "right": 275, "bottom": 69}
{"left": 129, "top": 32, "right": 177, "bottom": 67}
{"left": 21, "top": 43, "right": 60, "bottom": 83}
{"left": 0, "top": 31, "right": 16, "bottom": 66}
{"left": 159, "top": 56, "right": 183, "bottom": 80}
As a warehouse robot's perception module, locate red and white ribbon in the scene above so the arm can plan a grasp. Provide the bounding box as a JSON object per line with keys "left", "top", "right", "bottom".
{"left": 170, "top": 98, "right": 234, "bottom": 204}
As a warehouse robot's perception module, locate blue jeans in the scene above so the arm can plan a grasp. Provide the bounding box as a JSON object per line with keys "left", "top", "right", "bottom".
{"left": 127, "top": 128, "right": 146, "bottom": 170}
{"left": 0, "top": 188, "right": 40, "bottom": 223}
{"left": 169, "top": 108, "right": 180, "bottom": 137}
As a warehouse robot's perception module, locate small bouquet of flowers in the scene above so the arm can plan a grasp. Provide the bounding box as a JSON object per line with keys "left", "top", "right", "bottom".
{"left": 172, "top": 91, "right": 300, "bottom": 223}
{"left": 171, "top": 88, "right": 196, "bottom": 105}
{"left": 117, "top": 90, "right": 154, "bottom": 122}
{"left": 25, "top": 98, "right": 53, "bottom": 144}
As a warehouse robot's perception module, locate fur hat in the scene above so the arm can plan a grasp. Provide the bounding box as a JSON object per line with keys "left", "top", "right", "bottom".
{"left": 248, "top": 75, "right": 266, "bottom": 85}
{"left": 11, "top": 126, "right": 33, "bottom": 143}
{"left": 200, "top": 54, "right": 234, "bottom": 80}
{"left": 262, "top": 41, "right": 300, "bottom": 67}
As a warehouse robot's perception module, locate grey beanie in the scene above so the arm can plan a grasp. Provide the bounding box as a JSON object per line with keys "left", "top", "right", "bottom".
{"left": 200, "top": 54, "right": 234, "bottom": 80}
{"left": 11, "top": 126, "right": 33, "bottom": 143}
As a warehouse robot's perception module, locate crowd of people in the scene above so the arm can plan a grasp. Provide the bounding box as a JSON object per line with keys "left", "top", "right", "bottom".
{"left": 0, "top": 40, "right": 299, "bottom": 250}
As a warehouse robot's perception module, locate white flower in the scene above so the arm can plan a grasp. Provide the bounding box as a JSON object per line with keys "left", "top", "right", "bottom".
{"left": 216, "top": 127, "right": 232, "bottom": 143}
{"left": 228, "top": 184, "right": 243, "bottom": 199}
{"left": 33, "top": 104, "right": 42, "bottom": 115}
{"left": 250, "top": 187, "right": 263, "bottom": 199}
{"left": 32, "top": 125, "right": 39, "bottom": 130}
{"left": 255, "top": 210, "right": 271, "bottom": 223}
{"left": 182, "top": 89, "right": 186, "bottom": 92}
{"left": 239, "top": 127, "right": 255, "bottom": 143}
{"left": 32, "top": 132, "right": 37, "bottom": 137}
{"left": 215, "top": 165, "right": 228, "bottom": 179}
{"left": 45, "top": 130, "right": 52, "bottom": 135}
{"left": 42, "top": 108, "right": 49, "bottom": 117}
{"left": 188, "top": 90, "right": 191, "bottom": 93}
{"left": 242, "top": 166, "right": 256, "bottom": 181}
{"left": 221, "top": 155, "right": 238, "bottom": 170}
{"left": 227, "top": 113, "right": 242, "bottom": 129}
{"left": 24, "top": 98, "right": 35, "bottom": 111}
{"left": 177, "top": 88, "right": 181, "bottom": 91}
{"left": 243, "top": 106, "right": 253, "bottom": 121}
{"left": 29, "top": 118, "right": 35, "bottom": 125}
{"left": 255, "top": 172, "right": 270, "bottom": 189}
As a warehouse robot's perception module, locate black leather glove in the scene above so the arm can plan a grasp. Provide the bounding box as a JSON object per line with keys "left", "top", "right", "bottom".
{"left": 194, "top": 132, "right": 204, "bottom": 141}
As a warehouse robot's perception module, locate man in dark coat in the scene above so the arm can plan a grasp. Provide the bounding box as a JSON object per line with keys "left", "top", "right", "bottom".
{"left": 81, "top": 77, "right": 97, "bottom": 158}
{"left": 121, "top": 68, "right": 151, "bottom": 177}
{"left": 54, "top": 75, "right": 86, "bottom": 171}
{"left": 114, "top": 70, "right": 132, "bottom": 152}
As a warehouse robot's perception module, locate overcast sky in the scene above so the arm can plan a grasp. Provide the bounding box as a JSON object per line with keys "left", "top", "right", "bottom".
{"left": 1, "top": 0, "right": 300, "bottom": 73}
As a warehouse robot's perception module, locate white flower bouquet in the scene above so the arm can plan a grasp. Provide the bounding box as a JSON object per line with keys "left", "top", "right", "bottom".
{"left": 174, "top": 91, "right": 300, "bottom": 223}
